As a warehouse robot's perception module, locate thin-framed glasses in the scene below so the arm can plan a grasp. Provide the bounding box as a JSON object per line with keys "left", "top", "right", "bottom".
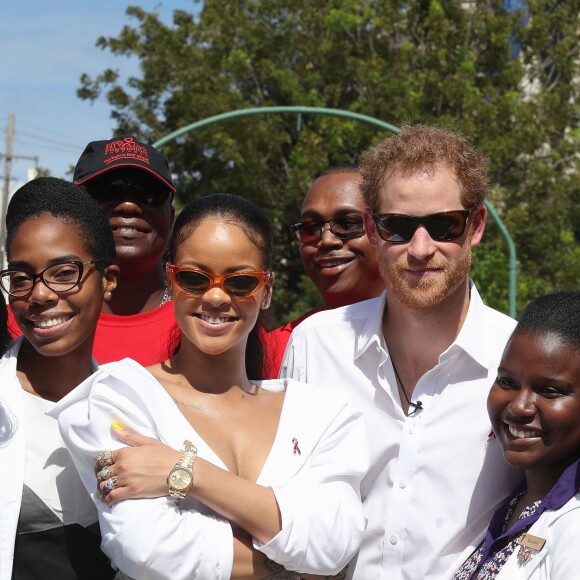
{"left": 167, "top": 265, "right": 271, "bottom": 298}
{"left": 372, "top": 209, "right": 474, "bottom": 244}
{"left": 0, "top": 260, "right": 103, "bottom": 297}
{"left": 291, "top": 217, "right": 365, "bottom": 243}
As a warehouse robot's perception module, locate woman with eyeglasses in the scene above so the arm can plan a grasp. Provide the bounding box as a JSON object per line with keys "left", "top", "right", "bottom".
{"left": 53, "top": 193, "right": 368, "bottom": 579}
{"left": 452, "top": 291, "right": 580, "bottom": 579}
{"left": 0, "top": 177, "right": 120, "bottom": 580}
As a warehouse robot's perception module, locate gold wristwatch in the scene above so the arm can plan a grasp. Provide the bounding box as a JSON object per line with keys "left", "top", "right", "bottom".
{"left": 167, "top": 440, "right": 197, "bottom": 499}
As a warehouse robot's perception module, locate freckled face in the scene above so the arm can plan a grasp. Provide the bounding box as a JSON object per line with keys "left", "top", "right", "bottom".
{"left": 170, "top": 218, "right": 272, "bottom": 358}
{"left": 8, "top": 215, "right": 117, "bottom": 358}
{"left": 487, "top": 331, "right": 580, "bottom": 475}
{"left": 364, "top": 165, "right": 486, "bottom": 311}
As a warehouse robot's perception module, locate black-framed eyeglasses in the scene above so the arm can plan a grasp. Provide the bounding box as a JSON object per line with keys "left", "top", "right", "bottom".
{"left": 291, "top": 217, "right": 365, "bottom": 244}
{"left": 167, "top": 265, "right": 272, "bottom": 298}
{"left": 372, "top": 209, "right": 474, "bottom": 244}
{"left": 0, "top": 260, "right": 103, "bottom": 297}
{"left": 84, "top": 178, "right": 172, "bottom": 206}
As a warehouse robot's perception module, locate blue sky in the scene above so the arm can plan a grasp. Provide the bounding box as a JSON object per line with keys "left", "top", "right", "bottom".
{"left": 0, "top": 0, "right": 196, "bottom": 186}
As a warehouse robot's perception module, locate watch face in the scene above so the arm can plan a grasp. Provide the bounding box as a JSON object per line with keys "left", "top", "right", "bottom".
{"left": 169, "top": 467, "right": 192, "bottom": 491}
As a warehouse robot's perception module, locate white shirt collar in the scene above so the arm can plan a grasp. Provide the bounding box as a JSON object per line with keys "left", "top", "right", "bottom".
{"left": 354, "top": 282, "right": 502, "bottom": 373}
{"left": 354, "top": 291, "right": 387, "bottom": 359}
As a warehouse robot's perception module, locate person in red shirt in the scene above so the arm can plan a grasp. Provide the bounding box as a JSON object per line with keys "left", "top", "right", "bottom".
{"left": 4, "top": 147, "right": 177, "bottom": 367}
{"left": 263, "top": 167, "right": 384, "bottom": 377}
{"left": 73, "top": 135, "right": 177, "bottom": 365}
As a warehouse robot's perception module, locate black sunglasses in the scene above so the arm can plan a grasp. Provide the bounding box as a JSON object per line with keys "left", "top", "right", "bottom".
{"left": 372, "top": 209, "right": 474, "bottom": 244}
{"left": 84, "top": 178, "right": 172, "bottom": 206}
{"left": 291, "top": 217, "right": 365, "bottom": 243}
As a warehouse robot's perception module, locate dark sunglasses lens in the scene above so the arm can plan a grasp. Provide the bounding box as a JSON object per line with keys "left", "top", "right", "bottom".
{"left": 141, "top": 188, "right": 171, "bottom": 206}
{"left": 295, "top": 223, "right": 321, "bottom": 243}
{"left": 86, "top": 183, "right": 124, "bottom": 202}
{"left": 175, "top": 271, "right": 211, "bottom": 293}
{"left": 378, "top": 216, "right": 417, "bottom": 243}
{"left": 331, "top": 219, "right": 364, "bottom": 239}
{"left": 425, "top": 213, "right": 466, "bottom": 240}
{"left": 223, "top": 275, "right": 261, "bottom": 297}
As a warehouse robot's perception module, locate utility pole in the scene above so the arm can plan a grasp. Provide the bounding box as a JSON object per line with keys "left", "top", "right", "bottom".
{"left": 0, "top": 113, "right": 15, "bottom": 269}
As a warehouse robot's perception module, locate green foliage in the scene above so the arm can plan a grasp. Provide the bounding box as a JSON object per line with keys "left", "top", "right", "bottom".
{"left": 78, "top": 0, "right": 579, "bottom": 321}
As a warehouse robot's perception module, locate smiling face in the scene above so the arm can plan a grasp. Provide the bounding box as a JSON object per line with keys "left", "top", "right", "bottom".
{"left": 364, "top": 165, "right": 486, "bottom": 311}
{"left": 299, "top": 172, "right": 383, "bottom": 308}
{"left": 8, "top": 214, "right": 118, "bottom": 358}
{"left": 85, "top": 168, "right": 174, "bottom": 278}
{"left": 487, "top": 331, "right": 580, "bottom": 479}
{"left": 170, "top": 217, "right": 272, "bottom": 359}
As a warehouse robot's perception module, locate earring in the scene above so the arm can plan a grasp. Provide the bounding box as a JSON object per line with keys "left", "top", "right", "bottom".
{"left": 262, "top": 297, "right": 271, "bottom": 310}
{"left": 106, "top": 291, "right": 113, "bottom": 298}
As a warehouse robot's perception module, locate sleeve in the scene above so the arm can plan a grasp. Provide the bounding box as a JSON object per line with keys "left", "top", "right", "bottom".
{"left": 253, "top": 404, "right": 368, "bottom": 575}
{"left": 57, "top": 374, "right": 234, "bottom": 580}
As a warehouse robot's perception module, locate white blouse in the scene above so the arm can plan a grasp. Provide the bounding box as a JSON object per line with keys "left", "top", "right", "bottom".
{"left": 51, "top": 358, "right": 369, "bottom": 580}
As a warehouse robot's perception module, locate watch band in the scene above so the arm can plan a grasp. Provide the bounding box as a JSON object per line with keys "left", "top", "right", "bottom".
{"left": 168, "top": 440, "right": 197, "bottom": 499}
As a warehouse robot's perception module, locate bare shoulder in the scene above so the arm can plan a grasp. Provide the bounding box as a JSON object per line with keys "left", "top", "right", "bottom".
{"left": 144, "top": 361, "right": 181, "bottom": 390}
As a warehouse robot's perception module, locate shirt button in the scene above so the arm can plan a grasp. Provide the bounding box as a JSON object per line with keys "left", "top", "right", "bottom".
{"left": 399, "top": 479, "right": 407, "bottom": 489}
{"left": 409, "top": 426, "right": 416, "bottom": 435}
{"left": 390, "top": 534, "right": 398, "bottom": 545}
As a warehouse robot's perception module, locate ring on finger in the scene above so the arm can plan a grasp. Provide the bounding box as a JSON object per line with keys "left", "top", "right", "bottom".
{"left": 103, "top": 476, "right": 117, "bottom": 492}
{"left": 99, "top": 467, "right": 112, "bottom": 481}
{"left": 97, "top": 450, "right": 113, "bottom": 468}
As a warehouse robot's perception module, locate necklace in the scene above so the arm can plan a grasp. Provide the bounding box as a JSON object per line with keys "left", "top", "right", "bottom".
{"left": 390, "top": 359, "right": 423, "bottom": 416}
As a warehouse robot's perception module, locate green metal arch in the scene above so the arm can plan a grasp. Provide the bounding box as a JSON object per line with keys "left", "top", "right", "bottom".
{"left": 154, "top": 106, "right": 517, "bottom": 317}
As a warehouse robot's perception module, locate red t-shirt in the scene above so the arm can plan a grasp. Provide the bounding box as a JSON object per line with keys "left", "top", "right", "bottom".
{"left": 8, "top": 302, "right": 178, "bottom": 366}
{"left": 92, "top": 301, "right": 177, "bottom": 365}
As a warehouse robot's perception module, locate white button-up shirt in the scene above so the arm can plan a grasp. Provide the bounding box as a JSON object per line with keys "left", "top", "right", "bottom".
{"left": 281, "top": 284, "right": 522, "bottom": 580}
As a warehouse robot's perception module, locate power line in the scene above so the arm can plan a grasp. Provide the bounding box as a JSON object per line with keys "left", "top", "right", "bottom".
{"left": 14, "top": 135, "right": 78, "bottom": 154}
{"left": 16, "top": 121, "right": 87, "bottom": 149}
{"left": 16, "top": 129, "right": 83, "bottom": 150}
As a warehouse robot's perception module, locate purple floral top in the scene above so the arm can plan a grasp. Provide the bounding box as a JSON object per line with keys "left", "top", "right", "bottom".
{"left": 452, "top": 458, "right": 580, "bottom": 580}
{"left": 452, "top": 492, "right": 541, "bottom": 579}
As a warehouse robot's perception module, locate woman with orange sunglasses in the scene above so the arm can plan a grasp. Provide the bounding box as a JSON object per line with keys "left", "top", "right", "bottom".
{"left": 54, "top": 193, "right": 368, "bottom": 579}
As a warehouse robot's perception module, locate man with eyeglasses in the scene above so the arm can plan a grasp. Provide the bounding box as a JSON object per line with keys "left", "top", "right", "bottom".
{"left": 72, "top": 135, "right": 176, "bottom": 365}
{"left": 281, "top": 126, "right": 520, "bottom": 579}
{"left": 263, "top": 167, "right": 383, "bottom": 377}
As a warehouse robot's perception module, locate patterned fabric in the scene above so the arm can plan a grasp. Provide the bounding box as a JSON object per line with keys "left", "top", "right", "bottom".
{"left": 453, "top": 492, "right": 542, "bottom": 580}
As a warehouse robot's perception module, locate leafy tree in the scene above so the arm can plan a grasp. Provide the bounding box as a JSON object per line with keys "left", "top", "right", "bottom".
{"left": 79, "top": 0, "right": 579, "bottom": 323}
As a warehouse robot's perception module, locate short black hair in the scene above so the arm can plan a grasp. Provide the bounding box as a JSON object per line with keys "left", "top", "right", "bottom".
{"left": 512, "top": 291, "right": 580, "bottom": 350}
{"left": 5, "top": 177, "right": 116, "bottom": 268}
